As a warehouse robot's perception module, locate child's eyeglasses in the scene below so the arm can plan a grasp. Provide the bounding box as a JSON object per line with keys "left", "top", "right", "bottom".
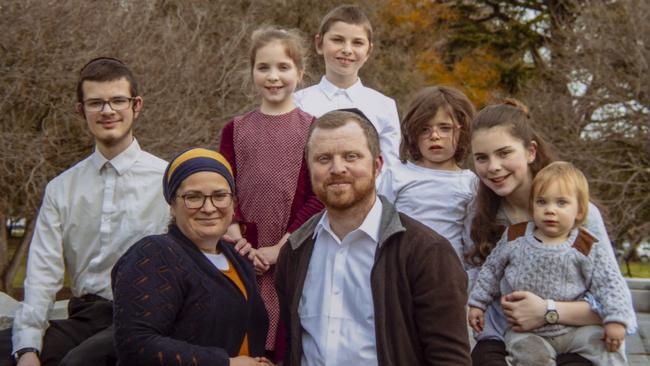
{"left": 419, "top": 124, "right": 458, "bottom": 138}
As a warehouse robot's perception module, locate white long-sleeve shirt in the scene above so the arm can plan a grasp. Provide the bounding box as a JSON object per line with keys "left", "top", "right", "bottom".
{"left": 299, "top": 198, "right": 382, "bottom": 366}
{"left": 294, "top": 77, "right": 401, "bottom": 168}
{"left": 377, "top": 161, "right": 478, "bottom": 261}
{"left": 12, "top": 139, "right": 169, "bottom": 353}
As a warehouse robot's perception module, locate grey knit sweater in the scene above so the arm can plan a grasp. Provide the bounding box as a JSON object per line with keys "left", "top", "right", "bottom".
{"left": 468, "top": 222, "right": 636, "bottom": 337}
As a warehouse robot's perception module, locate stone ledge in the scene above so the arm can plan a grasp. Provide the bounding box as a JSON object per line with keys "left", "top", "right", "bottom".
{"left": 627, "top": 279, "right": 650, "bottom": 313}
{"left": 0, "top": 292, "right": 69, "bottom": 331}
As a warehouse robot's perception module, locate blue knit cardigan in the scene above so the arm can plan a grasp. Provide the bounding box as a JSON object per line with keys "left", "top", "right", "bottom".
{"left": 111, "top": 224, "right": 268, "bottom": 366}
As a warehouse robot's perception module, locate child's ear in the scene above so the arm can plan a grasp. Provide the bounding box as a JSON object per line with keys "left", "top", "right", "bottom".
{"left": 527, "top": 140, "right": 538, "bottom": 164}
{"left": 314, "top": 34, "right": 323, "bottom": 55}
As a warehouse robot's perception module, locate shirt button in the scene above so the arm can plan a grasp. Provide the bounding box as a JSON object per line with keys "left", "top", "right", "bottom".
{"left": 333, "top": 287, "right": 340, "bottom": 295}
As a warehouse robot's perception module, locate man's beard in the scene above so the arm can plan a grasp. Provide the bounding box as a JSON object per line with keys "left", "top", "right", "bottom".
{"left": 314, "top": 173, "right": 376, "bottom": 211}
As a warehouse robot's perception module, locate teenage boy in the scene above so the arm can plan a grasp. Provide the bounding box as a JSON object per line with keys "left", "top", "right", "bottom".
{"left": 0, "top": 57, "right": 169, "bottom": 366}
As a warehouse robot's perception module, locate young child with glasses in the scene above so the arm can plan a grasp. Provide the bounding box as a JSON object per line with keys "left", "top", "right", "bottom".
{"left": 218, "top": 26, "right": 323, "bottom": 362}
{"left": 378, "top": 86, "right": 477, "bottom": 263}
{"left": 468, "top": 161, "right": 635, "bottom": 366}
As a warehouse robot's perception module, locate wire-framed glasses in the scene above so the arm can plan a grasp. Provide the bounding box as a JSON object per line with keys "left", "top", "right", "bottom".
{"left": 82, "top": 97, "right": 135, "bottom": 112}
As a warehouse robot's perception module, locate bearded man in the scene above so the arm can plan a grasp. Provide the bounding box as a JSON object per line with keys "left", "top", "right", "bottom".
{"left": 275, "top": 110, "right": 471, "bottom": 366}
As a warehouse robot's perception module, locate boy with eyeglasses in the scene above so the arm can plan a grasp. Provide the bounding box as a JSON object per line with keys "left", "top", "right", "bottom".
{"left": 0, "top": 58, "right": 169, "bottom": 366}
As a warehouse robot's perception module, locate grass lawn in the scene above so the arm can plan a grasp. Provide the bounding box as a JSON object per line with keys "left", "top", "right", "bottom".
{"left": 620, "top": 260, "right": 650, "bottom": 278}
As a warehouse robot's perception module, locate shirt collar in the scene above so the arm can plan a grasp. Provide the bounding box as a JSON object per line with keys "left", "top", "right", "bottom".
{"left": 318, "top": 76, "right": 364, "bottom": 102}
{"left": 89, "top": 138, "right": 141, "bottom": 175}
{"left": 313, "top": 196, "right": 383, "bottom": 243}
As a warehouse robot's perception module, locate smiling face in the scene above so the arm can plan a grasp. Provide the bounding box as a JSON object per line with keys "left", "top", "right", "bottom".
{"left": 307, "top": 120, "right": 382, "bottom": 212}
{"left": 78, "top": 78, "right": 141, "bottom": 157}
{"left": 532, "top": 181, "right": 582, "bottom": 243}
{"left": 253, "top": 41, "right": 303, "bottom": 114}
{"left": 170, "top": 171, "right": 234, "bottom": 251}
{"left": 472, "top": 125, "right": 537, "bottom": 200}
{"left": 316, "top": 21, "right": 371, "bottom": 88}
{"left": 415, "top": 108, "right": 460, "bottom": 171}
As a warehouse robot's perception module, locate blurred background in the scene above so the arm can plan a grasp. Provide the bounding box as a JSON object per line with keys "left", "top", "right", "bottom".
{"left": 1, "top": 0, "right": 648, "bottom": 298}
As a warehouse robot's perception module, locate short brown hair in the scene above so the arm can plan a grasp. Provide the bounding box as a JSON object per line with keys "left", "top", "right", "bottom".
{"left": 76, "top": 57, "right": 138, "bottom": 103}
{"left": 306, "top": 110, "right": 380, "bottom": 160}
{"left": 317, "top": 5, "right": 373, "bottom": 46}
{"left": 249, "top": 27, "right": 307, "bottom": 73}
{"left": 400, "top": 86, "right": 475, "bottom": 164}
{"left": 531, "top": 161, "right": 589, "bottom": 226}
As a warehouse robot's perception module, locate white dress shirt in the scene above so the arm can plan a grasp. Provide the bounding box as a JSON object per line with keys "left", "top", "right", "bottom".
{"left": 299, "top": 198, "right": 382, "bottom": 366}
{"left": 294, "top": 77, "right": 401, "bottom": 168}
{"left": 377, "top": 161, "right": 478, "bottom": 261}
{"left": 12, "top": 139, "right": 169, "bottom": 352}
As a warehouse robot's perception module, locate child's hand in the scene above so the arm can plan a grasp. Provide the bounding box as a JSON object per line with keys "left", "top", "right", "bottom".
{"left": 256, "top": 245, "right": 281, "bottom": 266}
{"left": 603, "top": 322, "right": 626, "bottom": 352}
{"left": 253, "top": 253, "right": 271, "bottom": 275}
{"left": 468, "top": 306, "right": 484, "bottom": 333}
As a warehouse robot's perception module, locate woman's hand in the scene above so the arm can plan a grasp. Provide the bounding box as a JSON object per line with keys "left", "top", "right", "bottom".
{"left": 230, "top": 356, "right": 275, "bottom": 366}
{"left": 501, "top": 291, "right": 546, "bottom": 332}
{"left": 603, "top": 322, "right": 626, "bottom": 352}
{"left": 468, "top": 306, "right": 485, "bottom": 333}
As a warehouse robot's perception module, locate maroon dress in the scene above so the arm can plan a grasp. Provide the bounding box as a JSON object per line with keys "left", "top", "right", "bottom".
{"left": 219, "top": 108, "right": 323, "bottom": 354}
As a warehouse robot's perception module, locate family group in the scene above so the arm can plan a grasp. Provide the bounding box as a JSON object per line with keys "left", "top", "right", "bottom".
{"left": 0, "top": 4, "right": 636, "bottom": 366}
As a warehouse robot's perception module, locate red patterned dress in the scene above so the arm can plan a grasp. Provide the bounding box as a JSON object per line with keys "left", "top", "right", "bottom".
{"left": 219, "top": 108, "right": 323, "bottom": 354}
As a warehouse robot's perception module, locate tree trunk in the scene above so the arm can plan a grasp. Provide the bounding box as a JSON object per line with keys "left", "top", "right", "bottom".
{"left": 3, "top": 218, "right": 35, "bottom": 297}
{"left": 0, "top": 212, "right": 8, "bottom": 292}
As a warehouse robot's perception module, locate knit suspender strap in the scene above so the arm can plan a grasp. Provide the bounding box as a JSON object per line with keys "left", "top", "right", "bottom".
{"left": 572, "top": 228, "right": 597, "bottom": 256}
{"left": 507, "top": 222, "right": 528, "bottom": 241}
{"left": 506, "top": 223, "right": 598, "bottom": 256}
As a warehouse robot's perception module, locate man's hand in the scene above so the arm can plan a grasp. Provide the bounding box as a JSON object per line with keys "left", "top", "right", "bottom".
{"left": 468, "top": 306, "right": 485, "bottom": 333}
{"left": 501, "top": 291, "right": 546, "bottom": 332}
{"left": 603, "top": 322, "right": 625, "bottom": 352}
{"left": 16, "top": 352, "right": 40, "bottom": 366}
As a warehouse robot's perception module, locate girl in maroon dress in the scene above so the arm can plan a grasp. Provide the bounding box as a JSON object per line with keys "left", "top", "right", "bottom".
{"left": 219, "top": 27, "right": 323, "bottom": 362}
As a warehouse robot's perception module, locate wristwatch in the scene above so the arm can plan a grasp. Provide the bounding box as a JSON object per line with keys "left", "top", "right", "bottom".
{"left": 14, "top": 347, "right": 39, "bottom": 361}
{"left": 545, "top": 299, "right": 559, "bottom": 324}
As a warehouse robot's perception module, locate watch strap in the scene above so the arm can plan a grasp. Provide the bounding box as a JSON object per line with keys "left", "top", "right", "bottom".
{"left": 547, "top": 299, "right": 557, "bottom": 311}
{"left": 15, "top": 347, "right": 39, "bottom": 361}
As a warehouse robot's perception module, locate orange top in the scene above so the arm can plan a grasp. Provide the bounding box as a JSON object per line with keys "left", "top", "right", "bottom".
{"left": 221, "top": 260, "right": 249, "bottom": 356}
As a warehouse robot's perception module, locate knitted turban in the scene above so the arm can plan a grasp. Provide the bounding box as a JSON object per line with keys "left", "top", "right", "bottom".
{"left": 163, "top": 148, "right": 235, "bottom": 204}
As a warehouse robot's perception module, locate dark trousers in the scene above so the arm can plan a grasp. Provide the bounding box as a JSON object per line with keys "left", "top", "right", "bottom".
{"left": 471, "top": 339, "right": 593, "bottom": 366}
{"left": 0, "top": 295, "right": 116, "bottom": 366}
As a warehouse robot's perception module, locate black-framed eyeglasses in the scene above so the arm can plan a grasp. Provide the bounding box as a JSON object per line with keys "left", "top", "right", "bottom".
{"left": 177, "top": 191, "right": 234, "bottom": 209}
{"left": 82, "top": 97, "right": 135, "bottom": 112}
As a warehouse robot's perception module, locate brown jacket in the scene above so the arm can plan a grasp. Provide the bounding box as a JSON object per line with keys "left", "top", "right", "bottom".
{"left": 275, "top": 196, "right": 471, "bottom": 366}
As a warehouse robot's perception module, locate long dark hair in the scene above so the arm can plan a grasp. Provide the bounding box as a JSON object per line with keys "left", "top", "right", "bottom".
{"left": 466, "top": 99, "right": 556, "bottom": 266}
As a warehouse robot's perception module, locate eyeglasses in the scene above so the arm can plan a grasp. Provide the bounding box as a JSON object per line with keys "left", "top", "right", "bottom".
{"left": 177, "top": 191, "right": 234, "bottom": 209}
{"left": 82, "top": 97, "right": 135, "bottom": 112}
{"left": 419, "top": 124, "right": 458, "bottom": 138}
